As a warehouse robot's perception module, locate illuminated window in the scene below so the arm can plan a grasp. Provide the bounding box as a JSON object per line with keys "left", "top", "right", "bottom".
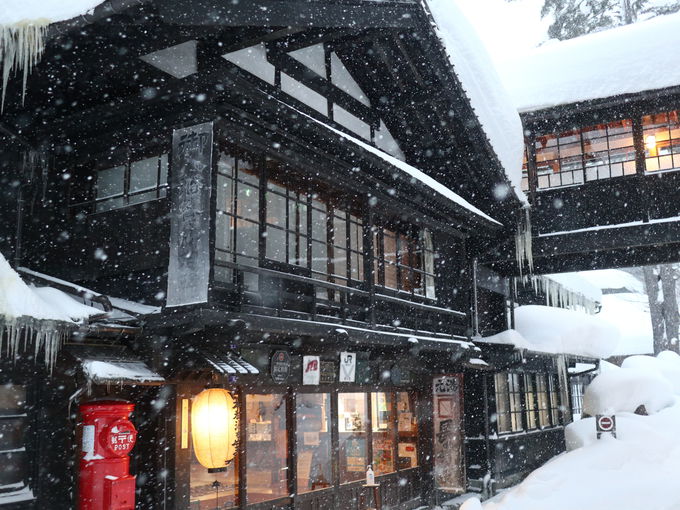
{"left": 396, "top": 392, "right": 419, "bottom": 469}
{"left": 642, "top": 110, "right": 680, "bottom": 173}
{"left": 536, "top": 374, "right": 551, "bottom": 427}
{"left": 523, "top": 374, "right": 537, "bottom": 430}
{"left": 296, "top": 393, "right": 332, "bottom": 493}
{"left": 548, "top": 374, "right": 562, "bottom": 426}
{"left": 533, "top": 119, "right": 635, "bottom": 189}
{"left": 371, "top": 392, "right": 396, "bottom": 475}
{"left": 245, "top": 394, "right": 289, "bottom": 504}
{"left": 338, "top": 393, "right": 368, "bottom": 484}
{"left": 494, "top": 373, "right": 524, "bottom": 434}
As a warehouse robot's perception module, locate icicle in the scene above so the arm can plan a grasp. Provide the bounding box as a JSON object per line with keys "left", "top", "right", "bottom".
{"left": 1, "top": 20, "right": 49, "bottom": 112}
{"left": 514, "top": 206, "right": 534, "bottom": 277}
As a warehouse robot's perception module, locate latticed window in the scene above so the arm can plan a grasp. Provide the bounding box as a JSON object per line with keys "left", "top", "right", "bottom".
{"left": 533, "top": 119, "right": 635, "bottom": 189}
{"left": 523, "top": 374, "right": 538, "bottom": 430}
{"left": 536, "top": 374, "right": 551, "bottom": 428}
{"left": 95, "top": 153, "right": 168, "bottom": 211}
{"left": 548, "top": 374, "right": 562, "bottom": 426}
{"left": 0, "top": 384, "right": 29, "bottom": 495}
{"left": 642, "top": 110, "right": 680, "bottom": 173}
{"left": 494, "top": 373, "right": 523, "bottom": 434}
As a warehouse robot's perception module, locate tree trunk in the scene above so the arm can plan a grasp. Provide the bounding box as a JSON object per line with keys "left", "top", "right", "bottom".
{"left": 643, "top": 265, "right": 666, "bottom": 353}
{"left": 659, "top": 264, "right": 680, "bottom": 353}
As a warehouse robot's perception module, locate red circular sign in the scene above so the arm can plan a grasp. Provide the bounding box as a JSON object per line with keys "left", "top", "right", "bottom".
{"left": 598, "top": 416, "right": 614, "bottom": 431}
{"left": 101, "top": 419, "right": 137, "bottom": 456}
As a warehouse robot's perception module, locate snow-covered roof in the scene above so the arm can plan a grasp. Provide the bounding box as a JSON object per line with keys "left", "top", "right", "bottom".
{"left": 1, "top": 254, "right": 99, "bottom": 324}
{"left": 283, "top": 100, "right": 502, "bottom": 226}
{"left": 544, "top": 272, "right": 602, "bottom": 304}
{"left": 575, "top": 269, "right": 645, "bottom": 294}
{"left": 423, "top": 0, "right": 526, "bottom": 202}
{"left": 478, "top": 304, "right": 620, "bottom": 358}
{"left": 0, "top": 1, "right": 103, "bottom": 24}
{"left": 498, "top": 11, "right": 680, "bottom": 113}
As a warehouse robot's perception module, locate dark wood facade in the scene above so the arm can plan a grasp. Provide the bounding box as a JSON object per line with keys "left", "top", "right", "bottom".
{"left": 0, "top": 1, "right": 585, "bottom": 509}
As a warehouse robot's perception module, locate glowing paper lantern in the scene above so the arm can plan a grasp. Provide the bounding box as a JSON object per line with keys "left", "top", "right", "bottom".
{"left": 191, "top": 388, "right": 238, "bottom": 471}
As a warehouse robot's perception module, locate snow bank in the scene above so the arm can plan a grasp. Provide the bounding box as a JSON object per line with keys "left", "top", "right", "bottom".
{"left": 582, "top": 367, "right": 673, "bottom": 416}
{"left": 423, "top": 0, "right": 526, "bottom": 202}
{"left": 470, "top": 350, "right": 680, "bottom": 510}
{"left": 513, "top": 305, "right": 619, "bottom": 358}
{"left": 498, "top": 11, "right": 680, "bottom": 112}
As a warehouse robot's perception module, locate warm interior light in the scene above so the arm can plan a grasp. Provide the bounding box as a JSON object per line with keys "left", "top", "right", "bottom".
{"left": 191, "top": 388, "right": 238, "bottom": 472}
{"left": 646, "top": 134, "right": 657, "bottom": 156}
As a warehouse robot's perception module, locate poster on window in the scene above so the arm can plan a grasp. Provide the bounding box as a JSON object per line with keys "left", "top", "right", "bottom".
{"left": 339, "top": 352, "right": 356, "bottom": 382}
{"left": 303, "top": 356, "right": 321, "bottom": 385}
{"left": 167, "top": 122, "right": 213, "bottom": 307}
{"left": 432, "top": 375, "right": 465, "bottom": 492}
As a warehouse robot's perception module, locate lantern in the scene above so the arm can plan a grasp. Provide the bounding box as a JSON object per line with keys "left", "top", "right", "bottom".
{"left": 191, "top": 388, "right": 238, "bottom": 472}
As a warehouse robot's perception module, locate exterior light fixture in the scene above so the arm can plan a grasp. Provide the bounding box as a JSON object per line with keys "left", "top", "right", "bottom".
{"left": 645, "top": 134, "right": 657, "bottom": 156}
{"left": 191, "top": 388, "right": 238, "bottom": 472}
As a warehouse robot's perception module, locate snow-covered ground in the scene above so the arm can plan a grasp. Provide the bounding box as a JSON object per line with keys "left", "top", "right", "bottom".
{"left": 462, "top": 352, "right": 680, "bottom": 510}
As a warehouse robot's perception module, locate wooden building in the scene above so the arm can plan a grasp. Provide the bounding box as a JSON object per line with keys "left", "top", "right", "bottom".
{"left": 0, "top": 0, "right": 592, "bottom": 509}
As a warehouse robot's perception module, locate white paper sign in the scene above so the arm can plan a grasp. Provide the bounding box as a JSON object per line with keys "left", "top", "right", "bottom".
{"left": 82, "top": 425, "right": 95, "bottom": 454}
{"left": 339, "top": 352, "right": 356, "bottom": 383}
{"left": 302, "top": 355, "right": 321, "bottom": 385}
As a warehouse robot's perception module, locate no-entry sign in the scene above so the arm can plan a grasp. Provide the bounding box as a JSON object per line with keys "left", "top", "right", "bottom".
{"left": 596, "top": 414, "right": 617, "bottom": 438}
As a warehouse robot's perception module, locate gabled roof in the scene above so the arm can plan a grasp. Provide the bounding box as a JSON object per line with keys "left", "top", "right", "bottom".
{"left": 498, "top": 11, "right": 680, "bottom": 113}
{"left": 424, "top": 0, "right": 526, "bottom": 202}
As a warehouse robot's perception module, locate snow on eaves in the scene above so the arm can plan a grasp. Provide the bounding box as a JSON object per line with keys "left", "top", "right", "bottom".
{"left": 0, "top": 253, "right": 99, "bottom": 324}
{"left": 422, "top": 0, "right": 527, "bottom": 203}
{"left": 0, "top": 1, "right": 104, "bottom": 25}
{"left": 477, "top": 305, "right": 620, "bottom": 359}
{"left": 544, "top": 272, "right": 602, "bottom": 304}
{"left": 284, "top": 100, "right": 502, "bottom": 226}
{"left": 498, "top": 11, "right": 680, "bottom": 113}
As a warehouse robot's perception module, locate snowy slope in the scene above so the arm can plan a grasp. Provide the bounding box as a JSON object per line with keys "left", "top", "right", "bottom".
{"left": 423, "top": 0, "right": 526, "bottom": 202}
{"left": 463, "top": 352, "right": 680, "bottom": 510}
{"left": 498, "top": 11, "right": 680, "bottom": 112}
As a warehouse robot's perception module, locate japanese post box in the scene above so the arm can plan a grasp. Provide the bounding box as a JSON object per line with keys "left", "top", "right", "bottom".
{"left": 79, "top": 401, "right": 137, "bottom": 510}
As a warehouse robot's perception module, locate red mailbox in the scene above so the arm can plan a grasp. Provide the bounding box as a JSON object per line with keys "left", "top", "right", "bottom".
{"left": 79, "top": 401, "right": 137, "bottom": 510}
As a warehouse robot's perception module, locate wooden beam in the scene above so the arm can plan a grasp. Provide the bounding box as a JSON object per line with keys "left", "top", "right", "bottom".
{"left": 156, "top": 0, "right": 420, "bottom": 29}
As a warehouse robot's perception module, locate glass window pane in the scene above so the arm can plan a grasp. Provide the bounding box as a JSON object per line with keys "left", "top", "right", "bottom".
{"left": 159, "top": 153, "right": 169, "bottom": 186}
{"left": 0, "top": 385, "right": 26, "bottom": 415}
{"left": 246, "top": 394, "right": 288, "bottom": 504}
{"left": 236, "top": 219, "right": 259, "bottom": 263}
{"left": 338, "top": 393, "right": 368, "bottom": 484}
{"left": 267, "top": 227, "right": 286, "bottom": 262}
{"left": 237, "top": 183, "right": 259, "bottom": 222}
{"left": 129, "top": 157, "right": 158, "bottom": 192}
{"left": 536, "top": 374, "right": 550, "bottom": 428}
{"left": 296, "top": 393, "right": 332, "bottom": 493}
{"left": 524, "top": 375, "right": 537, "bottom": 430}
{"left": 97, "top": 165, "right": 125, "bottom": 199}
{"left": 494, "top": 374, "right": 510, "bottom": 434}
{"left": 217, "top": 173, "right": 234, "bottom": 213}
{"left": 311, "top": 241, "right": 328, "bottom": 276}
{"left": 311, "top": 205, "right": 327, "bottom": 241}
{"left": 371, "top": 392, "right": 396, "bottom": 475}
{"left": 396, "top": 392, "right": 418, "bottom": 469}
{"left": 266, "top": 186, "right": 286, "bottom": 227}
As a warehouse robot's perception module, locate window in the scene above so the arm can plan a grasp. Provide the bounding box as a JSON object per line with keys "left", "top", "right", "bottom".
{"left": 642, "top": 110, "right": 680, "bottom": 173}
{"left": 571, "top": 380, "right": 585, "bottom": 421}
{"left": 214, "top": 150, "right": 260, "bottom": 291}
{"left": 533, "top": 119, "right": 635, "bottom": 190}
{"left": 0, "top": 384, "right": 29, "bottom": 494}
{"left": 296, "top": 393, "right": 332, "bottom": 493}
{"left": 494, "top": 373, "right": 523, "bottom": 434}
{"left": 265, "top": 177, "right": 308, "bottom": 267}
{"left": 338, "top": 392, "right": 368, "bottom": 484}
{"left": 371, "top": 392, "right": 396, "bottom": 475}
{"left": 523, "top": 374, "right": 538, "bottom": 430}
{"left": 95, "top": 153, "right": 168, "bottom": 212}
{"left": 548, "top": 374, "right": 562, "bottom": 426}
{"left": 396, "top": 392, "right": 418, "bottom": 469}
{"left": 536, "top": 374, "right": 551, "bottom": 428}
{"left": 245, "top": 394, "right": 288, "bottom": 504}
{"left": 373, "top": 226, "right": 436, "bottom": 299}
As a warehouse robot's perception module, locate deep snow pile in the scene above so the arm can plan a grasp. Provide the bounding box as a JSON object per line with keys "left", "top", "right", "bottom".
{"left": 462, "top": 352, "right": 680, "bottom": 510}
{"left": 478, "top": 305, "right": 619, "bottom": 358}
{"left": 423, "top": 0, "right": 526, "bottom": 202}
